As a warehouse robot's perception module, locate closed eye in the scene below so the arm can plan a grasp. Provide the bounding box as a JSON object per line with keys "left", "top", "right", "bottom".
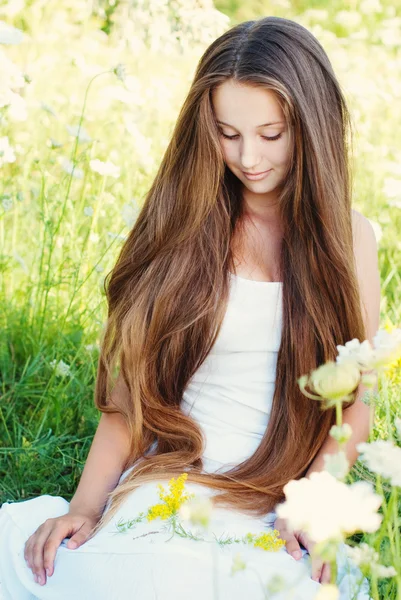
{"left": 219, "top": 132, "right": 282, "bottom": 142}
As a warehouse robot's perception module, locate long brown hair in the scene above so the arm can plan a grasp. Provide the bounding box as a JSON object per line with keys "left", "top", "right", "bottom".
{"left": 91, "top": 15, "right": 365, "bottom": 535}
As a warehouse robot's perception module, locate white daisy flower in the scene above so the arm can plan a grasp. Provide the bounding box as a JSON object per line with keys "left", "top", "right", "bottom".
{"left": 60, "top": 158, "right": 84, "bottom": 179}
{"left": 89, "top": 158, "right": 120, "bottom": 178}
{"left": 346, "top": 543, "right": 396, "bottom": 578}
{"left": 357, "top": 440, "right": 401, "bottom": 487}
{"left": 0, "top": 136, "right": 16, "bottom": 166}
{"left": 276, "top": 471, "right": 382, "bottom": 543}
{"left": 336, "top": 329, "right": 401, "bottom": 371}
{"left": 66, "top": 124, "right": 92, "bottom": 143}
{"left": 314, "top": 584, "right": 339, "bottom": 600}
{"left": 0, "top": 20, "right": 24, "bottom": 45}
{"left": 83, "top": 206, "right": 94, "bottom": 217}
{"left": 49, "top": 359, "right": 72, "bottom": 378}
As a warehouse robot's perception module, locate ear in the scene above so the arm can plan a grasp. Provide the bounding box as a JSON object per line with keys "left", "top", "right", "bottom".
{"left": 351, "top": 209, "right": 381, "bottom": 344}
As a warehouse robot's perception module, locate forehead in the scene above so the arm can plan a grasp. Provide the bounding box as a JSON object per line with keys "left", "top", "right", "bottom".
{"left": 212, "top": 79, "right": 284, "bottom": 126}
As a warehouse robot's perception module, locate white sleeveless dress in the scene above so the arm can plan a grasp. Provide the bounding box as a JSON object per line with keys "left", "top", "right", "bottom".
{"left": 0, "top": 273, "right": 371, "bottom": 600}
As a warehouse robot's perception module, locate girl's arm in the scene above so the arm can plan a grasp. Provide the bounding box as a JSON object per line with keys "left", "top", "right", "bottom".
{"left": 68, "top": 377, "right": 132, "bottom": 520}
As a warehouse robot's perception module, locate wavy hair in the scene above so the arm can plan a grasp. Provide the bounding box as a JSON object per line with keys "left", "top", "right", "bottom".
{"left": 90, "top": 15, "right": 365, "bottom": 535}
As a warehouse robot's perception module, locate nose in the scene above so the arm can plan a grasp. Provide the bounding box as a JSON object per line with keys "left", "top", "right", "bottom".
{"left": 240, "top": 138, "right": 262, "bottom": 171}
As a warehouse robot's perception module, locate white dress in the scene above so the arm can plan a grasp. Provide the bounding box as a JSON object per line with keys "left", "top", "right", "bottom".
{"left": 0, "top": 273, "right": 371, "bottom": 600}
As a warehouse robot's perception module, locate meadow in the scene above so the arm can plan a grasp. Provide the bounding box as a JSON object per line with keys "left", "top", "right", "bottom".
{"left": 1, "top": 0, "right": 401, "bottom": 598}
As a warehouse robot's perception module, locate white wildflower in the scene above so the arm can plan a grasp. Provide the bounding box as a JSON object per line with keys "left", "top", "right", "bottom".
{"left": 375, "top": 565, "right": 397, "bottom": 578}
{"left": 66, "top": 124, "right": 92, "bottom": 143}
{"left": 2, "top": 197, "right": 13, "bottom": 211}
{"left": 336, "top": 329, "right": 401, "bottom": 371}
{"left": 0, "top": 20, "right": 24, "bottom": 45}
{"left": 359, "top": 0, "right": 382, "bottom": 13}
{"left": 276, "top": 471, "right": 382, "bottom": 543}
{"left": 314, "top": 584, "right": 340, "bottom": 600}
{"left": 60, "top": 158, "right": 84, "bottom": 179}
{"left": 0, "top": 48, "right": 25, "bottom": 89}
{"left": 300, "top": 361, "right": 360, "bottom": 402}
{"left": 336, "top": 339, "right": 374, "bottom": 370}
{"left": 330, "top": 423, "right": 353, "bottom": 444}
{"left": 113, "top": 63, "right": 126, "bottom": 83}
{"left": 89, "top": 158, "right": 120, "bottom": 179}
{"left": 346, "top": 542, "right": 378, "bottom": 567}
{"left": 383, "top": 177, "right": 401, "bottom": 199}
{"left": 49, "top": 359, "right": 72, "bottom": 378}
{"left": 83, "top": 206, "right": 94, "bottom": 217}
{"left": 121, "top": 201, "right": 140, "bottom": 228}
{"left": 346, "top": 543, "right": 396, "bottom": 578}
{"left": 85, "top": 344, "right": 99, "bottom": 352}
{"left": 373, "top": 329, "right": 401, "bottom": 366}
{"left": 0, "top": 136, "right": 16, "bottom": 166}
{"left": 324, "top": 451, "right": 350, "bottom": 480}
{"left": 1, "top": 0, "right": 25, "bottom": 18}
{"left": 6, "top": 91, "right": 27, "bottom": 122}
{"left": 357, "top": 440, "right": 401, "bottom": 487}
{"left": 334, "top": 10, "right": 362, "bottom": 29}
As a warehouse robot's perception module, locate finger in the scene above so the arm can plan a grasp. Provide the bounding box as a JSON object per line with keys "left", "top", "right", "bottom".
{"left": 284, "top": 533, "right": 303, "bottom": 560}
{"left": 25, "top": 523, "right": 53, "bottom": 574}
{"left": 43, "top": 525, "right": 72, "bottom": 578}
{"left": 311, "top": 554, "right": 324, "bottom": 582}
{"left": 296, "top": 531, "right": 315, "bottom": 554}
{"left": 320, "top": 562, "right": 332, "bottom": 584}
{"left": 31, "top": 520, "right": 62, "bottom": 585}
{"left": 66, "top": 523, "right": 93, "bottom": 549}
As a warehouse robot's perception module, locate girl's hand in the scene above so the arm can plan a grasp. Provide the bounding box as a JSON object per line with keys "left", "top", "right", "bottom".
{"left": 274, "top": 517, "right": 332, "bottom": 584}
{"left": 24, "top": 512, "right": 99, "bottom": 587}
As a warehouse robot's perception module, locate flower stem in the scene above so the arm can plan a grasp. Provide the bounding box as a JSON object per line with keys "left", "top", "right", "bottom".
{"left": 335, "top": 400, "right": 343, "bottom": 427}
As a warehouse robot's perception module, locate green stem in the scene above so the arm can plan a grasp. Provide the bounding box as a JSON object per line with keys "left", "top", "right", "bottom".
{"left": 330, "top": 558, "right": 338, "bottom": 585}
{"left": 335, "top": 400, "right": 343, "bottom": 427}
{"left": 370, "top": 572, "right": 379, "bottom": 600}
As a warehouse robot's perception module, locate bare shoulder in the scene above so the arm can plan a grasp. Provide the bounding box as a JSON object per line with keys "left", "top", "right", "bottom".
{"left": 351, "top": 209, "right": 381, "bottom": 343}
{"left": 351, "top": 208, "right": 377, "bottom": 247}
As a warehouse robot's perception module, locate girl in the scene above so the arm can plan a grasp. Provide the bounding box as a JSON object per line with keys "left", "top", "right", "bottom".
{"left": 0, "top": 15, "right": 380, "bottom": 600}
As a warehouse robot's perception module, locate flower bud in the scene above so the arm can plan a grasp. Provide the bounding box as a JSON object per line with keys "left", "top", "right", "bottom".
{"left": 330, "top": 424, "right": 353, "bottom": 444}
{"left": 310, "top": 361, "right": 361, "bottom": 401}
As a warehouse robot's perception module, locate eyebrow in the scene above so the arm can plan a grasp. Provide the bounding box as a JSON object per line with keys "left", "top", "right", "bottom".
{"left": 216, "top": 120, "right": 284, "bottom": 128}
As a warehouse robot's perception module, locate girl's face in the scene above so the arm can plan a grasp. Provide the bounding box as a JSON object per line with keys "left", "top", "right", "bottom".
{"left": 212, "top": 80, "right": 291, "bottom": 199}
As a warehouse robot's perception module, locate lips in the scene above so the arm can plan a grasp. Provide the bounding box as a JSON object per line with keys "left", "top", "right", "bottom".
{"left": 243, "top": 169, "right": 271, "bottom": 176}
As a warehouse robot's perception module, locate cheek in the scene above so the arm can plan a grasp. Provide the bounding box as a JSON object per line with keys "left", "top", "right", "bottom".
{"left": 221, "top": 142, "right": 238, "bottom": 164}
{"left": 268, "top": 141, "right": 290, "bottom": 166}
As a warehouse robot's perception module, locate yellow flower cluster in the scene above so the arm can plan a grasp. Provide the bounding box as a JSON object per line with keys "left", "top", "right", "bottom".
{"left": 244, "top": 530, "right": 285, "bottom": 552}
{"left": 383, "top": 320, "right": 401, "bottom": 383}
{"left": 147, "top": 473, "right": 195, "bottom": 522}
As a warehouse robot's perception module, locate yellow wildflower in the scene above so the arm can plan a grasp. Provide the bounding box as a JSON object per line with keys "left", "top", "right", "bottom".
{"left": 382, "top": 325, "right": 401, "bottom": 382}
{"left": 147, "top": 473, "right": 195, "bottom": 522}
{"left": 244, "top": 530, "right": 285, "bottom": 552}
